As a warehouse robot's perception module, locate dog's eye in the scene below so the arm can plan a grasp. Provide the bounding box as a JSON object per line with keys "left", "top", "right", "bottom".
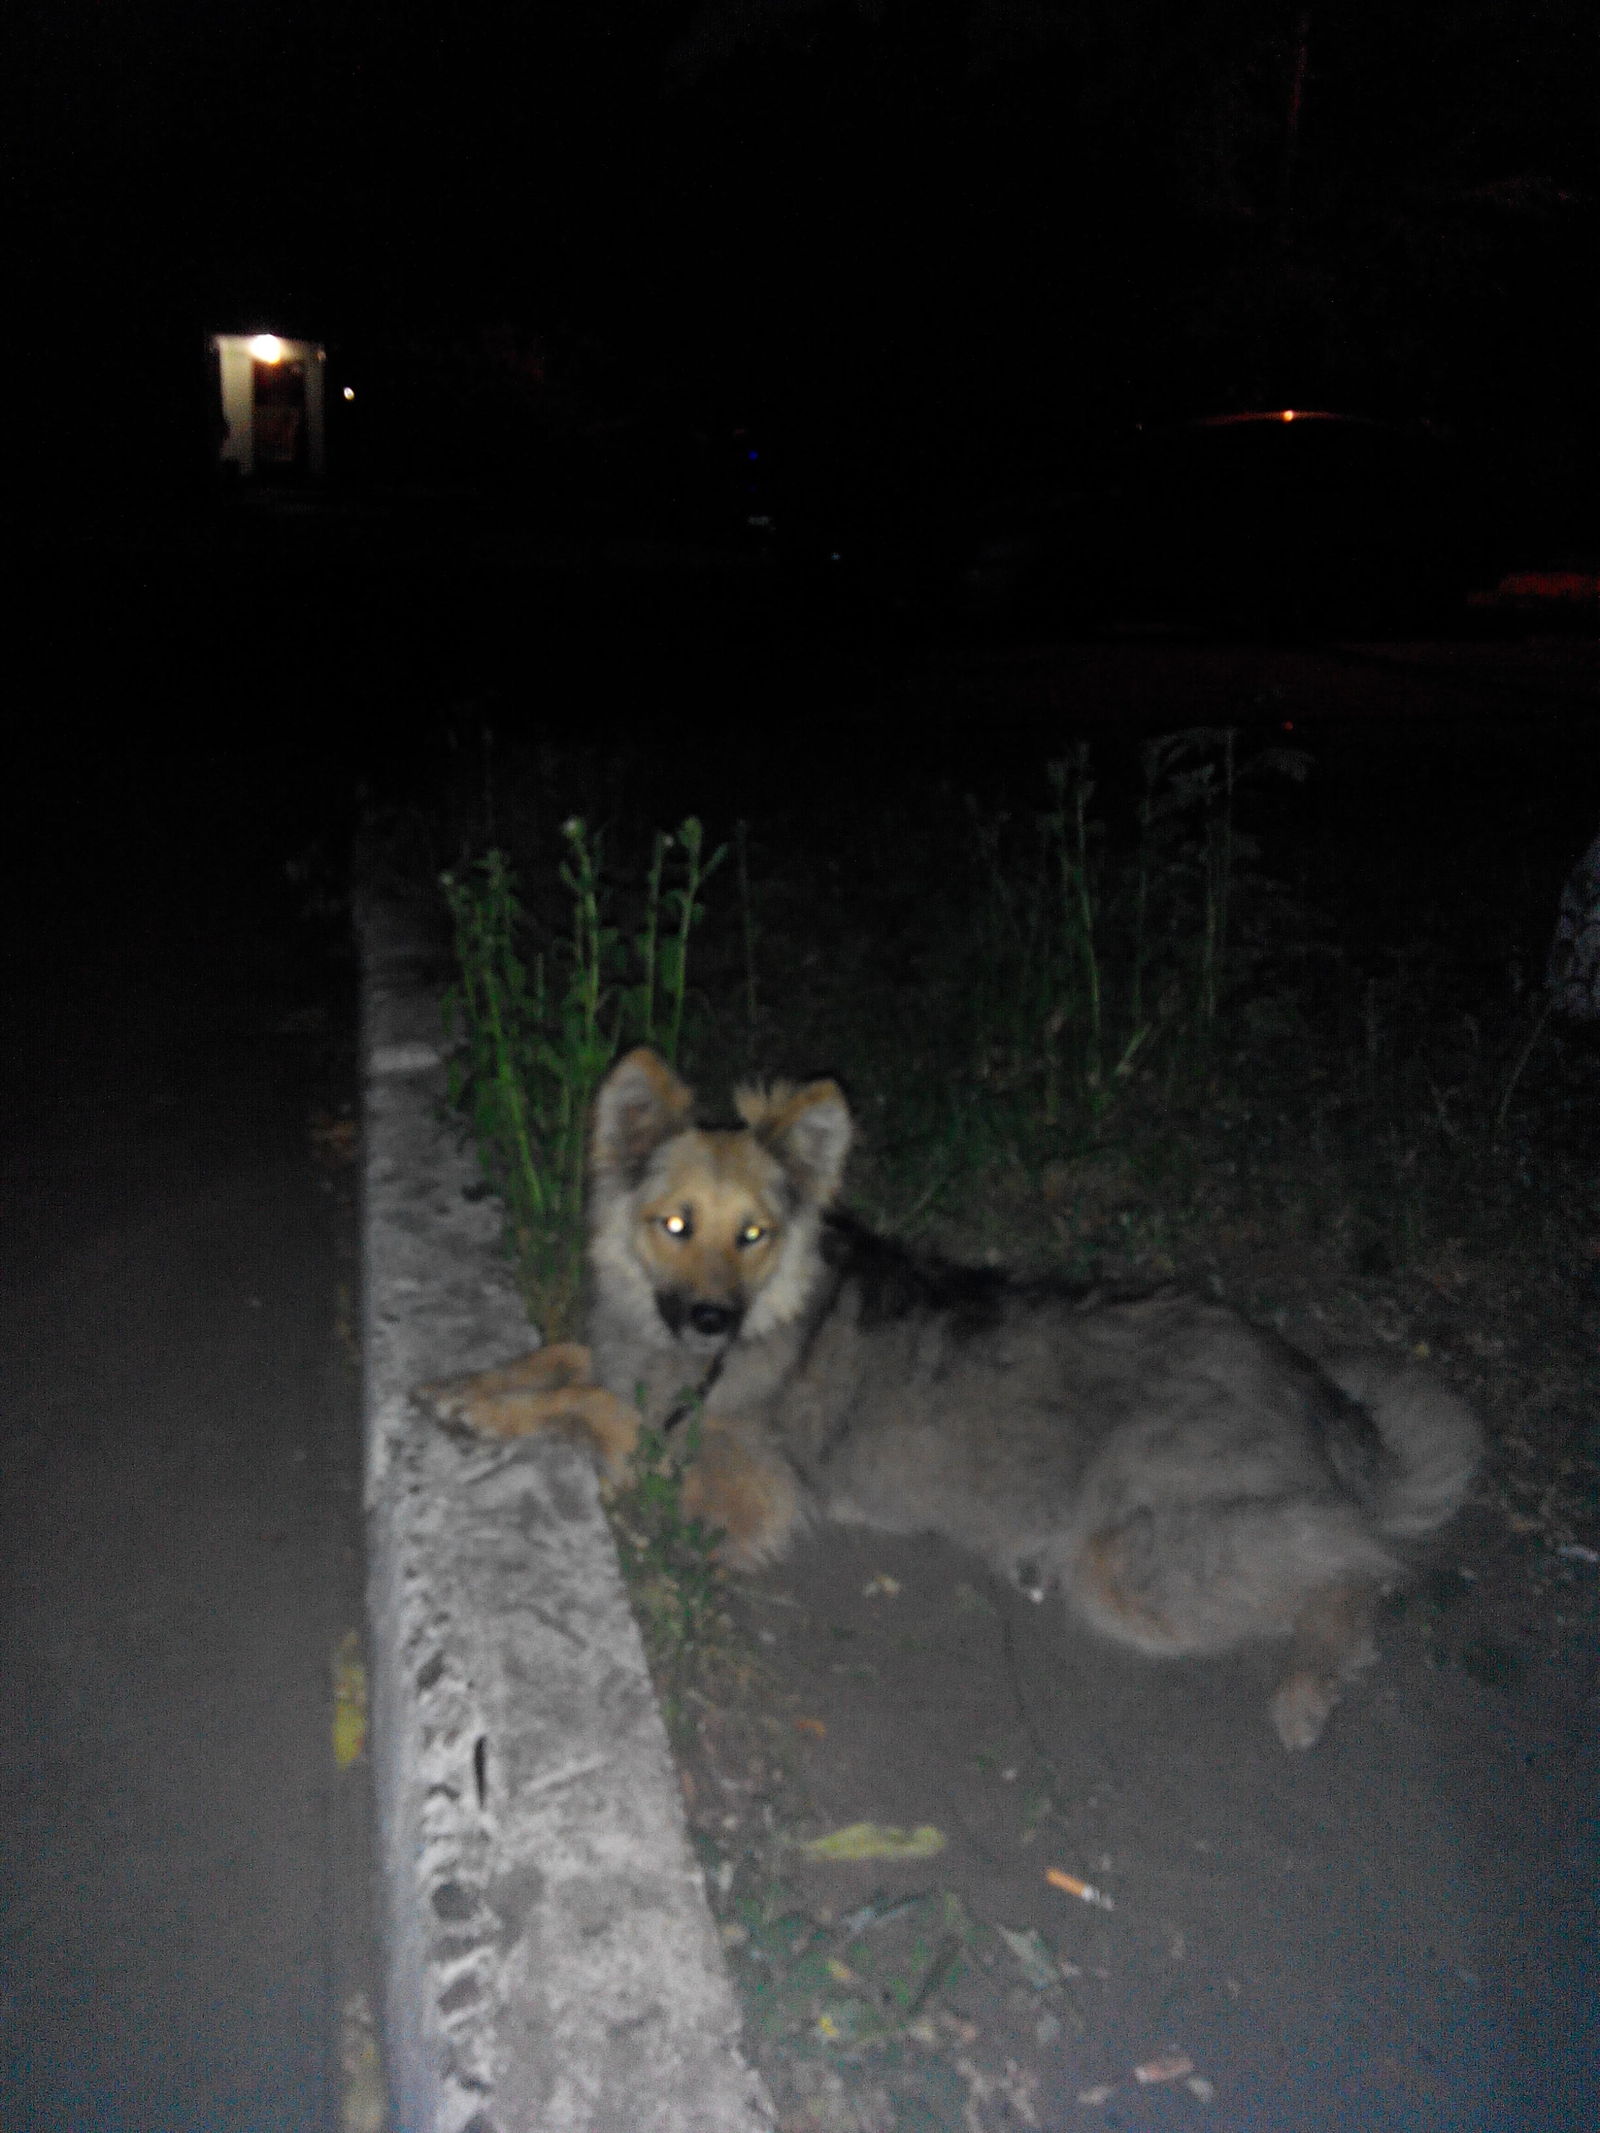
{"left": 737, "top": 1222, "right": 768, "bottom": 1248}
{"left": 660, "top": 1212, "right": 691, "bottom": 1239}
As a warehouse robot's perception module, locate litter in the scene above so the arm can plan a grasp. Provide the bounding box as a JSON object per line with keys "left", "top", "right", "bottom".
{"left": 331, "top": 1632, "right": 367, "bottom": 1769}
{"left": 1046, "top": 1867, "right": 1115, "bottom": 1910}
{"left": 795, "top": 1821, "right": 947, "bottom": 1862}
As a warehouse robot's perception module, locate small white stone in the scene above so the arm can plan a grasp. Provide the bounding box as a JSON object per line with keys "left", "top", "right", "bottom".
{"left": 372, "top": 1041, "right": 444, "bottom": 1075}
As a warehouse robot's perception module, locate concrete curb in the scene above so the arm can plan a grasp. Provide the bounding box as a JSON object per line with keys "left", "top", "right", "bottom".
{"left": 358, "top": 891, "right": 774, "bottom": 2133}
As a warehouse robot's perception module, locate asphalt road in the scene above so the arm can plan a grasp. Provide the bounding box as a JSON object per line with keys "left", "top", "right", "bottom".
{"left": 0, "top": 758, "right": 375, "bottom": 2131}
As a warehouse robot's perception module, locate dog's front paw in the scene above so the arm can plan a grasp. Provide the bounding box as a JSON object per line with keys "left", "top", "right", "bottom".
{"left": 417, "top": 1373, "right": 500, "bottom": 1440}
{"left": 418, "top": 1344, "right": 597, "bottom": 1431}
{"left": 679, "top": 1426, "right": 805, "bottom": 1568}
{"left": 419, "top": 1381, "right": 553, "bottom": 1442}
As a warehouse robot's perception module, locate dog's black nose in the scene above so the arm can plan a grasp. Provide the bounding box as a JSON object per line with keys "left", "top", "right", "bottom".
{"left": 687, "top": 1302, "right": 738, "bottom": 1338}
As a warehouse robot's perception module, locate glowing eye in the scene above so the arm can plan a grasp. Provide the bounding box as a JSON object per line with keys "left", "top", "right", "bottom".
{"left": 737, "top": 1223, "right": 767, "bottom": 1247}
{"left": 661, "top": 1212, "right": 689, "bottom": 1237}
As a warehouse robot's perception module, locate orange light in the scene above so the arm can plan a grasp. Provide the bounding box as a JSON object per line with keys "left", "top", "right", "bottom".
{"left": 1281, "top": 408, "right": 1296, "bottom": 423}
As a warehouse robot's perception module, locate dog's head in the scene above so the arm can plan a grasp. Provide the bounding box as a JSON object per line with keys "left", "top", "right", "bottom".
{"left": 590, "top": 1047, "right": 852, "bottom": 1351}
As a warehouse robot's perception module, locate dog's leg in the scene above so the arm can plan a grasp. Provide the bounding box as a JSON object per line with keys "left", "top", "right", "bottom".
{"left": 421, "top": 1346, "right": 641, "bottom": 1478}
{"left": 1075, "top": 1523, "right": 1182, "bottom": 1651}
{"left": 1269, "top": 1581, "right": 1382, "bottom": 1751}
{"left": 423, "top": 1342, "right": 596, "bottom": 1402}
{"left": 680, "top": 1422, "right": 805, "bottom": 1570}
{"left": 455, "top": 1384, "right": 642, "bottom": 1478}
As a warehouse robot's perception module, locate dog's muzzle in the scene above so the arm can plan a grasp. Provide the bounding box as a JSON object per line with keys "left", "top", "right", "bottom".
{"left": 656, "top": 1292, "right": 743, "bottom": 1343}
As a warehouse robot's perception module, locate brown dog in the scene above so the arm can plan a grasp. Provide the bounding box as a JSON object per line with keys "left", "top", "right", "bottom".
{"left": 426, "top": 1048, "right": 1483, "bottom": 1749}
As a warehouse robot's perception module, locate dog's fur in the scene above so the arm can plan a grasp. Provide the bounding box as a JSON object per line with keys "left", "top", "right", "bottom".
{"left": 427, "top": 1048, "right": 1484, "bottom": 1750}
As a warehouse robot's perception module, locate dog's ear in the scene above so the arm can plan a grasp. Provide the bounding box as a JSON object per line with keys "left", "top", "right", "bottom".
{"left": 738, "top": 1078, "right": 853, "bottom": 1204}
{"left": 591, "top": 1049, "right": 695, "bottom": 1180}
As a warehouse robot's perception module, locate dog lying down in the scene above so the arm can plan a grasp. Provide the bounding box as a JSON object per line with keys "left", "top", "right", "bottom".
{"left": 424, "top": 1048, "right": 1483, "bottom": 1750}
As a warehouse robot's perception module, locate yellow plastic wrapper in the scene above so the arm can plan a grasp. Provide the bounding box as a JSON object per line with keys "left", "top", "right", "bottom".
{"left": 332, "top": 1630, "right": 368, "bottom": 1769}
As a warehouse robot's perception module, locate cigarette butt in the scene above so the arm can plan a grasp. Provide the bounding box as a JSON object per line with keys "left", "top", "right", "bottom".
{"left": 1046, "top": 1867, "right": 1115, "bottom": 1910}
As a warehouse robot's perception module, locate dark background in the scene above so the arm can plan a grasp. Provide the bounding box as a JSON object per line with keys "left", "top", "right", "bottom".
{"left": 13, "top": 0, "right": 1596, "bottom": 522}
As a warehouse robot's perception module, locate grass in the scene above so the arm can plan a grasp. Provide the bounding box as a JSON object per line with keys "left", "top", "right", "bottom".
{"left": 952, "top": 730, "right": 1306, "bottom": 1130}
{"left": 440, "top": 814, "right": 724, "bottom": 1337}
{"left": 708, "top": 729, "right": 1340, "bottom": 1263}
{"left": 439, "top": 718, "right": 1579, "bottom": 1278}
{"left": 438, "top": 729, "right": 1328, "bottom": 1329}
{"left": 601, "top": 1412, "right": 745, "bottom": 1731}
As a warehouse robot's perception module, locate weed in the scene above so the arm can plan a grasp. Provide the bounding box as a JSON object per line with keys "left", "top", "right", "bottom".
{"left": 440, "top": 816, "right": 723, "bottom": 1335}
{"left": 787, "top": 729, "right": 1310, "bottom": 1242}
{"left": 727, "top": 1884, "right": 984, "bottom": 2056}
{"left": 735, "top": 818, "right": 761, "bottom": 1060}
{"left": 604, "top": 1412, "right": 740, "bottom": 1723}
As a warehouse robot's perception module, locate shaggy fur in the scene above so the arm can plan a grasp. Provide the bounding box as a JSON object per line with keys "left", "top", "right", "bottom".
{"left": 427, "top": 1048, "right": 1484, "bottom": 1750}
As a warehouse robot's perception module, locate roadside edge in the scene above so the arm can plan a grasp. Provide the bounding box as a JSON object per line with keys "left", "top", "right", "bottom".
{"left": 356, "top": 884, "right": 773, "bottom": 2133}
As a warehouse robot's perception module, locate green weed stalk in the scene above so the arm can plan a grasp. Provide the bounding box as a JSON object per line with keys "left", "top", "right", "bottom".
{"left": 604, "top": 1407, "right": 737, "bottom": 1724}
{"left": 441, "top": 816, "right": 724, "bottom": 1336}
{"left": 735, "top": 819, "right": 760, "bottom": 1056}
{"left": 962, "top": 729, "right": 1298, "bottom": 1149}
{"left": 663, "top": 815, "right": 724, "bottom": 1066}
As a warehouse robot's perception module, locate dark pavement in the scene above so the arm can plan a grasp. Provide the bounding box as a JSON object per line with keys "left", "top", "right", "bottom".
{"left": 2, "top": 701, "right": 376, "bottom": 2130}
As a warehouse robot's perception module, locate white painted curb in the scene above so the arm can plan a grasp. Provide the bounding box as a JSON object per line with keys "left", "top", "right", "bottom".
{"left": 358, "top": 891, "right": 773, "bottom": 2133}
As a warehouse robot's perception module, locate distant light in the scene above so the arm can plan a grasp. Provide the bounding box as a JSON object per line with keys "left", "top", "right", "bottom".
{"left": 342, "top": 386, "right": 355, "bottom": 401}
{"left": 747, "top": 450, "right": 759, "bottom": 461}
{"left": 250, "top": 334, "right": 285, "bottom": 364}
{"left": 1281, "top": 408, "right": 1296, "bottom": 422}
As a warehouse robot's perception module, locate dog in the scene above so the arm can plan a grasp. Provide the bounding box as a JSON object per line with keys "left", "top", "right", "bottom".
{"left": 426, "top": 1047, "right": 1483, "bottom": 1750}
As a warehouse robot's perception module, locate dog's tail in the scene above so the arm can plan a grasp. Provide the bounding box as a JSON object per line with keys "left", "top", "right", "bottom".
{"left": 1323, "top": 1351, "right": 1485, "bottom": 1539}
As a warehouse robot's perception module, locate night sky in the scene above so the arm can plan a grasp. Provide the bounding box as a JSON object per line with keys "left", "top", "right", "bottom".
{"left": 16, "top": 0, "right": 1596, "bottom": 490}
